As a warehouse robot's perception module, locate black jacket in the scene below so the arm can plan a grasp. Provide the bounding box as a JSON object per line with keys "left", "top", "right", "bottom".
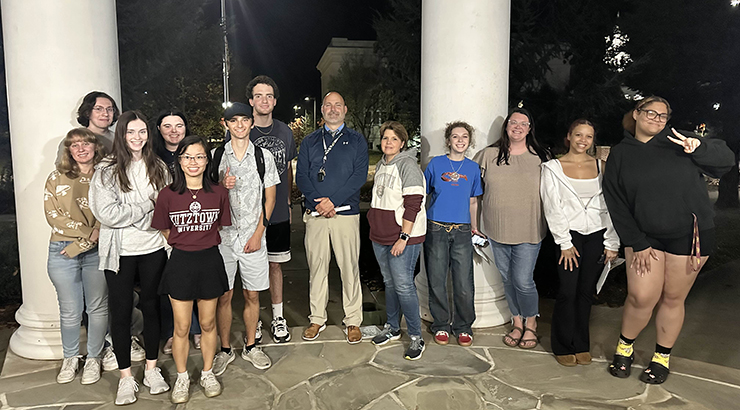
{"left": 603, "top": 126, "right": 734, "bottom": 251}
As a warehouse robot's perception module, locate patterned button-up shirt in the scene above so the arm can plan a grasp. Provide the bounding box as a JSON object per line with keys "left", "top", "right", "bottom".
{"left": 216, "top": 141, "right": 280, "bottom": 249}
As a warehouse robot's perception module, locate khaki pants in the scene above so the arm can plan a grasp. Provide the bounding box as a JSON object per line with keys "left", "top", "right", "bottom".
{"left": 303, "top": 213, "right": 363, "bottom": 327}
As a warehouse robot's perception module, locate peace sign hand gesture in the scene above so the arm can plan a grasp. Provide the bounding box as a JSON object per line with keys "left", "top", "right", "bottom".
{"left": 667, "top": 128, "right": 701, "bottom": 154}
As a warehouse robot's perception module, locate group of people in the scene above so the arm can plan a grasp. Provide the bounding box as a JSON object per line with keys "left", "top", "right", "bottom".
{"left": 44, "top": 77, "right": 734, "bottom": 407}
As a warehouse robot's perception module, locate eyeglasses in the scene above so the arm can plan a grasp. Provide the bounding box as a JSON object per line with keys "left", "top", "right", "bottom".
{"left": 179, "top": 155, "right": 207, "bottom": 163}
{"left": 638, "top": 108, "right": 670, "bottom": 123}
{"left": 92, "top": 105, "right": 115, "bottom": 114}
{"left": 508, "top": 119, "right": 531, "bottom": 128}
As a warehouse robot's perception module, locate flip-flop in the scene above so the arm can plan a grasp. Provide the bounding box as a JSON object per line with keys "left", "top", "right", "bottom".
{"left": 518, "top": 327, "right": 539, "bottom": 349}
{"left": 608, "top": 353, "right": 634, "bottom": 378}
{"left": 502, "top": 326, "right": 523, "bottom": 347}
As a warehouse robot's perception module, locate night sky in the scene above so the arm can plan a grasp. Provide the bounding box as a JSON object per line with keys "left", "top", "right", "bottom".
{"left": 204, "top": 0, "right": 390, "bottom": 122}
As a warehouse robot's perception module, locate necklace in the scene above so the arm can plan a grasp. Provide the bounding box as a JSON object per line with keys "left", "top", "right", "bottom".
{"left": 254, "top": 122, "right": 274, "bottom": 135}
{"left": 187, "top": 188, "right": 201, "bottom": 199}
{"left": 447, "top": 155, "right": 465, "bottom": 182}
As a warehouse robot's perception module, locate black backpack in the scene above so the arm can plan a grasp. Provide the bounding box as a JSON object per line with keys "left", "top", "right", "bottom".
{"left": 211, "top": 144, "right": 269, "bottom": 228}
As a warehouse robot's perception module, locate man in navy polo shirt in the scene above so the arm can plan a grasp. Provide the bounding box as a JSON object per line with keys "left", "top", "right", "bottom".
{"left": 295, "top": 91, "right": 369, "bottom": 344}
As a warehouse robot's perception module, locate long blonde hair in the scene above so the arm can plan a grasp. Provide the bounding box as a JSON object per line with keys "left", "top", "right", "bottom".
{"left": 57, "top": 128, "right": 105, "bottom": 178}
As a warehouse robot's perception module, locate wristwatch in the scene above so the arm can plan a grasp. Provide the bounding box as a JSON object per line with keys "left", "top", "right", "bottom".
{"left": 399, "top": 232, "right": 410, "bottom": 241}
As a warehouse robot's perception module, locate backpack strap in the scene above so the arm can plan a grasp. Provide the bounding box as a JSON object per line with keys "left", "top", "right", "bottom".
{"left": 210, "top": 145, "right": 226, "bottom": 184}
{"left": 254, "top": 145, "right": 269, "bottom": 228}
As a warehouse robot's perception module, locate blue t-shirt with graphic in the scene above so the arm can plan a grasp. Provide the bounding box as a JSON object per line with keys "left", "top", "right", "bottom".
{"left": 424, "top": 155, "right": 482, "bottom": 224}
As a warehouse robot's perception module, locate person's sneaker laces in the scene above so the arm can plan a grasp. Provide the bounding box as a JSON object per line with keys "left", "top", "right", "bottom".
{"left": 457, "top": 332, "right": 473, "bottom": 347}
{"left": 170, "top": 375, "right": 189, "bottom": 404}
{"left": 434, "top": 331, "right": 450, "bottom": 345}
{"left": 371, "top": 324, "right": 401, "bottom": 346}
{"left": 200, "top": 371, "right": 222, "bottom": 398}
{"left": 255, "top": 320, "right": 263, "bottom": 344}
{"left": 130, "top": 336, "right": 146, "bottom": 362}
{"left": 102, "top": 346, "right": 118, "bottom": 371}
{"left": 271, "top": 317, "right": 291, "bottom": 343}
{"left": 212, "top": 350, "right": 235, "bottom": 376}
{"left": 163, "top": 337, "right": 173, "bottom": 355}
{"left": 143, "top": 367, "right": 170, "bottom": 394}
{"left": 115, "top": 376, "right": 139, "bottom": 405}
{"left": 56, "top": 356, "right": 79, "bottom": 384}
{"left": 404, "top": 336, "right": 426, "bottom": 361}
{"left": 81, "top": 358, "right": 101, "bottom": 385}
{"left": 242, "top": 345, "right": 272, "bottom": 370}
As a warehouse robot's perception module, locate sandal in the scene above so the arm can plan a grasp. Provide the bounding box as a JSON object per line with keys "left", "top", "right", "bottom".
{"left": 518, "top": 327, "right": 539, "bottom": 349}
{"left": 608, "top": 353, "right": 634, "bottom": 378}
{"left": 639, "top": 361, "right": 669, "bottom": 384}
{"left": 502, "top": 326, "right": 523, "bottom": 347}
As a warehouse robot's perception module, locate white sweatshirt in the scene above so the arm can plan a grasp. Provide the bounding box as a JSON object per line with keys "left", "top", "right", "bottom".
{"left": 540, "top": 159, "right": 620, "bottom": 251}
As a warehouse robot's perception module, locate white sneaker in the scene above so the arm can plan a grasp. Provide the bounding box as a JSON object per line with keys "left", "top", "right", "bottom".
{"left": 56, "top": 356, "right": 79, "bottom": 384}
{"left": 241, "top": 345, "right": 271, "bottom": 370}
{"left": 163, "top": 337, "right": 173, "bottom": 355}
{"left": 271, "top": 317, "right": 291, "bottom": 343}
{"left": 255, "top": 320, "right": 263, "bottom": 344}
{"left": 81, "top": 358, "right": 101, "bottom": 385}
{"left": 212, "top": 350, "right": 235, "bottom": 376}
{"left": 199, "top": 371, "right": 222, "bottom": 398}
{"left": 102, "top": 346, "right": 118, "bottom": 371}
{"left": 170, "top": 375, "right": 190, "bottom": 404}
{"left": 143, "top": 367, "right": 170, "bottom": 395}
{"left": 130, "top": 337, "right": 146, "bottom": 362}
{"left": 115, "top": 376, "right": 139, "bottom": 406}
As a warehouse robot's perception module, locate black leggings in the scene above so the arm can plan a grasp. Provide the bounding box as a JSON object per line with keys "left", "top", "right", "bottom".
{"left": 105, "top": 248, "right": 166, "bottom": 369}
{"left": 550, "top": 230, "right": 605, "bottom": 356}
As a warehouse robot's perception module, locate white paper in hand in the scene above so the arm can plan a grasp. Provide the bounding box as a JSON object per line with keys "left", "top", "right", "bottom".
{"left": 596, "top": 257, "right": 625, "bottom": 294}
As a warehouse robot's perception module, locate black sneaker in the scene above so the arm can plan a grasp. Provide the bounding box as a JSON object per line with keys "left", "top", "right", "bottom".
{"left": 404, "top": 336, "right": 425, "bottom": 360}
{"left": 371, "top": 324, "right": 401, "bottom": 346}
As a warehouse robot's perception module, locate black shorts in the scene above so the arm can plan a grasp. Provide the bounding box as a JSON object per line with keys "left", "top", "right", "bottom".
{"left": 159, "top": 246, "right": 229, "bottom": 300}
{"left": 645, "top": 228, "right": 715, "bottom": 257}
{"left": 266, "top": 220, "right": 291, "bottom": 263}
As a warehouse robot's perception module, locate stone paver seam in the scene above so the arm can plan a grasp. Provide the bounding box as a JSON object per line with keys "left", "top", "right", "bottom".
{"left": 466, "top": 347, "right": 493, "bottom": 368}
{"left": 357, "top": 376, "right": 423, "bottom": 410}
{"left": 483, "top": 347, "right": 495, "bottom": 364}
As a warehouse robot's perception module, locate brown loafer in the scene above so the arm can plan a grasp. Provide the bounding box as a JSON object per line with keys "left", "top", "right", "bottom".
{"left": 302, "top": 323, "right": 326, "bottom": 341}
{"left": 575, "top": 352, "right": 592, "bottom": 365}
{"left": 346, "top": 326, "right": 362, "bottom": 344}
{"left": 555, "top": 354, "right": 578, "bottom": 367}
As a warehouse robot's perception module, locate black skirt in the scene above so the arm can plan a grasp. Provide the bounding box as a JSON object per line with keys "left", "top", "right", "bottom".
{"left": 159, "top": 246, "right": 229, "bottom": 301}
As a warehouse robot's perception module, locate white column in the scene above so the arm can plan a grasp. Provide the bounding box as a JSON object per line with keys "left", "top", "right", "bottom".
{"left": 417, "top": 0, "right": 512, "bottom": 328}
{"left": 2, "top": 0, "right": 121, "bottom": 359}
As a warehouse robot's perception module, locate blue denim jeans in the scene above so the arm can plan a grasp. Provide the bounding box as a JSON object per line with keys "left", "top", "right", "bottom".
{"left": 423, "top": 221, "right": 475, "bottom": 335}
{"left": 47, "top": 241, "right": 108, "bottom": 358}
{"left": 489, "top": 240, "right": 542, "bottom": 318}
{"left": 372, "top": 242, "right": 422, "bottom": 336}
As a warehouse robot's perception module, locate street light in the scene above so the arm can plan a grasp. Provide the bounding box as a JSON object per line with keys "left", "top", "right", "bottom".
{"left": 220, "top": 0, "right": 230, "bottom": 107}
{"left": 304, "top": 96, "right": 316, "bottom": 129}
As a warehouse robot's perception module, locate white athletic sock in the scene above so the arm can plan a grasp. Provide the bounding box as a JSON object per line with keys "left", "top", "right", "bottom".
{"left": 177, "top": 371, "right": 189, "bottom": 381}
{"left": 201, "top": 368, "right": 213, "bottom": 377}
{"left": 272, "top": 303, "right": 283, "bottom": 319}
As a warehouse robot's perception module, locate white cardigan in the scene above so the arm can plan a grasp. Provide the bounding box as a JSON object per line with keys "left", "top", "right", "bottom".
{"left": 540, "top": 159, "right": 620, "bottom": 251}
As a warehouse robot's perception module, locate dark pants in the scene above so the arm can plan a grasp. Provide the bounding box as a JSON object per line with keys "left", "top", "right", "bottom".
{"left": 105, "top": 249, "right": 166, "bottom": 369}
{"left": 161, "top": 296, "right": 201, "bottom": 339}
{"left": 423, "top": 221, "right": 476, "bottom": 335}
{"left": 550, "top": 230, "right": 605, "bottom": 356}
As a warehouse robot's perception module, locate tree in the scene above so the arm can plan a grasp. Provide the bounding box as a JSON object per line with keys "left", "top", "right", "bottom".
{"left": 618, "top": 0, "right": 740, "bottom": 207}
{"left": 327, "top": 54, "right": 393, "bottom": 141}
{"left": 373, "top": 0, "right": 422, "bottom": 135}
{"left": 117, "top": 0, "right": 228, "bottom": 138}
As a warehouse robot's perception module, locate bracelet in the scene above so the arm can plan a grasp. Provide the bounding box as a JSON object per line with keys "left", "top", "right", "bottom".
{"left": 399, "top": 232, "right": 410, "bottom": 241}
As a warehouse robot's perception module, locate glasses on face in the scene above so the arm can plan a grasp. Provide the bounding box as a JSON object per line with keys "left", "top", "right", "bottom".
{"left": 93, "top": 105, "right": 115, "bottom": 114}
{"left": 508, "top": 119, "right": 530, "bottom": 128}
{"left": 180, "top": 155, "right": 207, "bottom": 163}
{"left": 638, "top": 108, "right": 670, "bottom": 123}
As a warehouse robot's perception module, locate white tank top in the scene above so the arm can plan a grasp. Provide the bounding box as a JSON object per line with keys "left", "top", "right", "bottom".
{"left": 567, "top": 176, "right": 600, "bottom": 202}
